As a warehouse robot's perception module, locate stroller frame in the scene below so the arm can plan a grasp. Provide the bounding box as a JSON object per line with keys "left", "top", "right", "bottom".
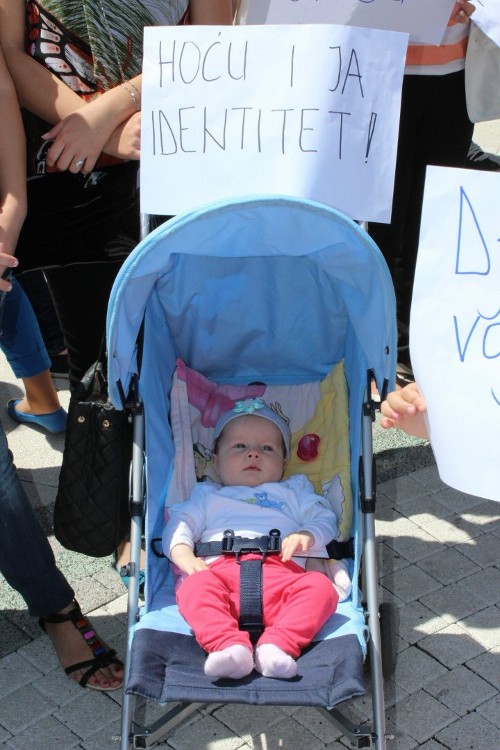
{"left": 107, "top": 196, "right": 397, "bottom": 750}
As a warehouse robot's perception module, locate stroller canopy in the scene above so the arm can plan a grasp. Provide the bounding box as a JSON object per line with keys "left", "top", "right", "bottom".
{"left": 107, "top": 195, "right": 396, "bottom": 405}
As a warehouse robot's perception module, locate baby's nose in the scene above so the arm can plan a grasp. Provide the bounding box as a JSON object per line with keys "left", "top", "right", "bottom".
{"left": 247, "top": 446, "right": 261, "bottom": 457}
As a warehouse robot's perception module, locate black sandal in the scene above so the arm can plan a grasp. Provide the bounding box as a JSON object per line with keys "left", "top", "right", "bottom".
{"left": 39, "top": 599, "right": 123, "bottom": 691}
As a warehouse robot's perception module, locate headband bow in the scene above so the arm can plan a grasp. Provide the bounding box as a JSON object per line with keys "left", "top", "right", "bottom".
{"left": 233, "top": 398, "right": 266, "bottom": 415}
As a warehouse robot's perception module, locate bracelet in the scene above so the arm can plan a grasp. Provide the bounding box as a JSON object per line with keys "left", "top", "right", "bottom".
{"left": 121, "top": 81, "right": 141, "bottom": 112}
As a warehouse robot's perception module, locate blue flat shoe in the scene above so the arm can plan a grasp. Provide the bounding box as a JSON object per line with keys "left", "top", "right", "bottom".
{"left": 7, "top": 399, "right": 67, "bottom": 434}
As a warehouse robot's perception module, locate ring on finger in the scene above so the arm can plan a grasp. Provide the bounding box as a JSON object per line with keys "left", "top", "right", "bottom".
{"left": 73, "top": 159, "right": 85, "bottom": 168}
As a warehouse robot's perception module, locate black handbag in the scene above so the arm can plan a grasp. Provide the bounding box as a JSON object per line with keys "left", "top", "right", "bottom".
{"left": 54, "top": 350, "right": 133, "bottom": 557}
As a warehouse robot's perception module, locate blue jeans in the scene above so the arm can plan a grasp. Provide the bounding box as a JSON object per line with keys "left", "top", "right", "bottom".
{"left": 0, "top": 423, "right": 73, "bottom": 616}
{"left": 0, "top": 278, "right": 50, "bottom": 378}
{"left": 18, "top": 270, "right": 65, "bottom": 357}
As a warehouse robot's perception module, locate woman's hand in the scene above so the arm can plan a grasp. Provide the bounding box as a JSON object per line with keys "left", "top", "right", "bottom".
{"left": 41, "top": 78, "right": 142, "bottom": 173}
{"left": 42, "top": 105, "right": 121, "bottom": 174}
{"left": 0, "top": 194, "right": 25, "bottom": 288}
{"left": 0, "top": 251, "right": 19, "bottom": 292}
{"left": 452, "top": 1, "right": 475, "bottom": 23}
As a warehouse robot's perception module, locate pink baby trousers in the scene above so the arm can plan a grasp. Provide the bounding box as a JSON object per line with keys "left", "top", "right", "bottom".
{"left": 176, "top": 553, "right": 338, "bottom": 657}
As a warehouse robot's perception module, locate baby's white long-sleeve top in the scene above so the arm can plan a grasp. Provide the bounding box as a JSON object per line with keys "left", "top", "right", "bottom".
{"left": 162, "top": 474, "right": 337, "bottom": 568}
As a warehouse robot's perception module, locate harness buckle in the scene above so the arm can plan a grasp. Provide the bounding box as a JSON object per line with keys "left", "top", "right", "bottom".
{"left": 221, "top": 528, "right": 281, "bottom": 563}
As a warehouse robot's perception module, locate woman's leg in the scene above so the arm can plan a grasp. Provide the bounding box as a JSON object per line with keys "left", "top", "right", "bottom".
{"left": 0, "top": 279, "right": 63, "bottom": 415}
{"left": 45, "top": 260, "right": 123, "bottom": 387}
{"left": 15, "top": 163, "right": 141, "bottom": 389}
{"left": 1, "top": 279, "right": 51, "bottom": 379}
{"left": 0, "top": 423, "right": 73, "bottom": 615}
{"left": 0, "top": 424, "right": 122, "bottom": 688}
{"left": 17, "top": 270, "right": 65, "bottom": 358}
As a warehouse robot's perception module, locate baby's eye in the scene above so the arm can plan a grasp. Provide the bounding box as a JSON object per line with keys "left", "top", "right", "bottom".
{"left": 262, "top": 445, "right": 275, "bottom": 452}
{"left": 234, "top": 442, "right": 246, "bottom": 449}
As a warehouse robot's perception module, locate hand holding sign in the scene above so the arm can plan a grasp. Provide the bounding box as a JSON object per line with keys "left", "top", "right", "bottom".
{"left": 238, "top": 0, "right": 456, "bottom": 45}
{"left": 140, "top": 24, "right": 407, "bottom": 220}
{"left": 410, "top": 166, "right": 500, "bottom": 502}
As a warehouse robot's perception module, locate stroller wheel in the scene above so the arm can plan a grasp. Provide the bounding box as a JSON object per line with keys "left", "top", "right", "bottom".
{"left": 379, "top": 602, "right": 399, "bottom": 678}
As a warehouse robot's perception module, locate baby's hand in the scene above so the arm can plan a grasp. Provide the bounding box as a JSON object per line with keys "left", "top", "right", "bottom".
{"left": 184, "top": 558, "right": 210, "bottom": 575}
{"left": 170, "top": 543, "right": 209, "bottom": 575}
{"left": 380, "top": 382, "right": 429, "bottom": 439}
{"left": 280, "top": 531, "right": 314, "bottom": 562}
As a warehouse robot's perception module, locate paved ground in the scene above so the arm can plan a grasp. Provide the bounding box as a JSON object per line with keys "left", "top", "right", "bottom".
{"left": 1, "top": 122, "right": 499, "bottom": 749}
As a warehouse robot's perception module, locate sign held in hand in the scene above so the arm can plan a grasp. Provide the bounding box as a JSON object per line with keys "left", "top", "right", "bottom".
{"left": 411, "top": 166, "right": 500, "bottom": 502}
{"left": 237, "top": 0, "right": 456, "bottom": 45}
{"left": 140, "top": 24, "right": 407, "bottom": 221}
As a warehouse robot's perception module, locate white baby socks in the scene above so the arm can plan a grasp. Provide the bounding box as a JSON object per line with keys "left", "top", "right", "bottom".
{"left": 254, "top": 643, "right": 298, "bottom": 679}
{"left": 204, "top": 644, "right": 254, "bottom": 679}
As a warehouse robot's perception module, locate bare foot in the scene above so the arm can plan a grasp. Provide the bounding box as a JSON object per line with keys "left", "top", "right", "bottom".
{"left": 115, "top": 539, "right": 146, "bottom": 570}
{"left": 19, "top": 370, "right": 63, "bottom": 414}
{"left": 42, "top": 603, "right": 123, "bottom": 690}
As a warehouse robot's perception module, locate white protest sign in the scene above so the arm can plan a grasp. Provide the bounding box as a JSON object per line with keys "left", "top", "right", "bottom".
{"left": 473, "top": 0, "right": 500, "bottom": 45}
{"left": 237, "top": 0, "right": 455, "bottom": 45}
{"left": 140, "top": 24, "right": 407, "bottom": 221}
{"left": 411, "top": 166, "right": 500, "bottom": 502}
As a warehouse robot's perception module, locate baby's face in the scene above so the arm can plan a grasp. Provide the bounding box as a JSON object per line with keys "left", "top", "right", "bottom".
{"left": 214, "top": 415, "right": 286, "bottom": 487}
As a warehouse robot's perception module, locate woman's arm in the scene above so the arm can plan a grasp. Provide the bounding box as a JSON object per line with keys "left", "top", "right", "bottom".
{"left": 189, "top": 0, "right": 234, "bottom": 25}
{"left": 0, "top": 0, "right": 234, "bottom": 173}
{"left": 0, "top": 0, "right": 143, "bottom": 171}
{"left": 42, "top": 76, "right": 142, "bottom": 172}
{"left": 0, "top": 44, "right": 26, "bottom": 287}
{"left": 0, "top": 0, "right": 87, "bottom": 125}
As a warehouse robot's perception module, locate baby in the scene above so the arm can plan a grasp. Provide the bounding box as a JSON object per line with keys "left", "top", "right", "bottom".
{"left": 163, "top": 398, "right": 341, "bottom": 680}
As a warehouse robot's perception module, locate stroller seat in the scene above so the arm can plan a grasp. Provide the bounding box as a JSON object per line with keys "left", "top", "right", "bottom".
{"left": 127, "top": 358, "right": 365, "bottom": 707}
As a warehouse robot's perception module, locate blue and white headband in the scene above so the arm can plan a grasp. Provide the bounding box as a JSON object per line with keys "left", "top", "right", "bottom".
{"left": 213, "top": 398, "right": 291, "bottom": 458}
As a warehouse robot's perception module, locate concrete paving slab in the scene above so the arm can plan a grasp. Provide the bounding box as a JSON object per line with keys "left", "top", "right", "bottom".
{"left": 434, "top": 711, "right": 499, "bottom": 750}
{"left": 466, "top": 645, "right": 500, "bottom": 689}
{"left": 417, "top": 622, "right": 485, "bottom": 669}
{"left": 4, "top": 715, "right": 80, "bottom": 750}
{"left": 0, "top": 684, "right": 57, "bottom": 734}
{"left": 385, "top": 690, "right": 458, "bottom": 745}
{"left": 392, "top": 647, "right": 448, "bottom": 694}
{"left": 397, "top": 601, "right": 450, "bottom": 645}
{"left": 425, "top": 663, "right": 497, "bottom": 716}
{"left": 415, "top": 546, "right": 480, "bottom": 585}
{"left": 476, "top": 694, "right": 500, "bottom": 729}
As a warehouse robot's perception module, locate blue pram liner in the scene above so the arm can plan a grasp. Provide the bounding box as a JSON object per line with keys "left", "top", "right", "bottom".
{"left": 106, "top": 195, "right": 396, "bottom": 709}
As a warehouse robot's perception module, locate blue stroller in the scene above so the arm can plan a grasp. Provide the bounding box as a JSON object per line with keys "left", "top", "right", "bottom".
{"left": 106, "top": 195, "right": 397, "bottom": 749}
